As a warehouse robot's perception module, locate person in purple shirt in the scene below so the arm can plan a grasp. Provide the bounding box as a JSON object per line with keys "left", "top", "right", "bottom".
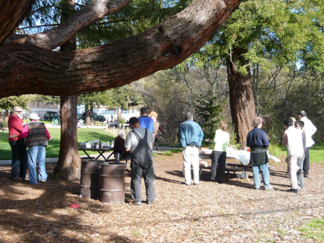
{"left": 138, "top": 107, "right": 154, "bottom": 134}
{"left": 247, "top": 117, "right": 274, "bottom": 191}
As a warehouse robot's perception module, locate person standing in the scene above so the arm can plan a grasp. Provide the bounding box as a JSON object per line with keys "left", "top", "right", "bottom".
{"left": 150, "top": 111, "right": 162, "bottom": 150}
{"left": 138, "top": 107, "right": 154, "bottom": 134}
{"left": 282, "top": 118, "right": 304, "bottom": 193}
{"left": 178, "top": 112, "right": 204, "bottom": 186}
{"left": 210, "top": 121, "right": 230, "bottom": 183}
{"left": 247, "top": 117, "right": 274, "bottom": 190}
{"left": 125, "top": 117, "right": 155, "bottom": 205}
{"left": 298, "top": 111, "right": 317, "bottom": 178}
{"left": 8, "top": 106, "right": 28, "bottom": 180}
{"left": 10, "top": 113, "right": 52, "bottom": 184}
{"left": 295, "top": 120, "right": 306, "bottom": 190}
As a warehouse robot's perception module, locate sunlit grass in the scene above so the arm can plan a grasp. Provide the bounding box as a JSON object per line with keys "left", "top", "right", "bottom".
{"left": 299, "top": 218, "right": 324, "bottom": 241}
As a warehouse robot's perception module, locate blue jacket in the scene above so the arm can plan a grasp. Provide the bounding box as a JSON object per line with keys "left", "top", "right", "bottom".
{"left": 246, "top": 127, "right": 269, "bottom": 148}
{"left": 178, "top": 120, "right": 204, "bottom": 148}
{"left": 138, "top": 116, "right": 154, "bottom": 134}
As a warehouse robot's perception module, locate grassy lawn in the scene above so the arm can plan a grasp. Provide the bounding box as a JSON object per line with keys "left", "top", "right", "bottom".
{"left": 0, "top": 127, "right": 116, "bottom": 159}
{"left": 299, "top": 217, "right": 324, "bottom": 241}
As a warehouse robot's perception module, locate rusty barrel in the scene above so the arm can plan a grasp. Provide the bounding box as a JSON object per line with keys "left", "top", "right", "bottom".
{"left": 100, "top": 162, "right": 126, "bottom": 203}
{"left": 80, "top": 159, "right": 102, "bottom": 200}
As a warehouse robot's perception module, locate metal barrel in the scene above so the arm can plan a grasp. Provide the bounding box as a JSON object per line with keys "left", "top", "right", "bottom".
{"left": 80, "top": 159, "right": 102, "bottom": 200}
{"left": 100, "top": 162, "right": 126, "bottom": 203}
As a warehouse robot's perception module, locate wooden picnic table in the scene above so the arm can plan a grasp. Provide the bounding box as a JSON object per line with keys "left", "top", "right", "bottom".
{"left": 79, "top": 147, "right": 114, "bottom": 161}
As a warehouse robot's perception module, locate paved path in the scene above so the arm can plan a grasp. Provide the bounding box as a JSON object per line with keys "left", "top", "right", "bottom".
{"left": 0, "top": 146, "right": 180, "bottom": 165}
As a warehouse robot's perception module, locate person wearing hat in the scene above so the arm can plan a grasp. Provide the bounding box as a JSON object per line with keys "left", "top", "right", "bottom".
{"left": 10, "top": 113, "right": 52, "bottom": 184}
{"left": 150, "top": 111, "right": 162, "bottom": 150}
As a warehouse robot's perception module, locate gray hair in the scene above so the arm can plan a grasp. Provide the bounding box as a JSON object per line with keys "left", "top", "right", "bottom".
{"left": 252, "top": 117, "right": 263, "bottom": 128}
{"left": 298, "top": 111, "right": 307, "bottom": 117}
{"left": 185, "top": 112, "right": 193, "bottom": 121}
{"left": 118, "top": 130, "right": 125, "bottom": 137}
{"left": 13, "top": 106, "right": 20, "bottom": 112}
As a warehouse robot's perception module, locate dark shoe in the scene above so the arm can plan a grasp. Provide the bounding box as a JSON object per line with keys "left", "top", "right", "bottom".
{"left": 304, "top": 173, "right": 309, "bottom": 178}
{"left": 287, "top": 188, "right": 299, "bottom": 193}
{"left": 193, "top": 183, "right": 199, "bottom": 185}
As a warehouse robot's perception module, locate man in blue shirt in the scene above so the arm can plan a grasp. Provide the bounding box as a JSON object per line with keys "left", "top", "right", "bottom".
{"left": 138, "top": 107, "right": 154, "bottom": 134}
{"left": 247, "top": 117, "right": 274, "bottom": 190}
{"left": 178, "top": 112, "right": 204, "bottom": 186}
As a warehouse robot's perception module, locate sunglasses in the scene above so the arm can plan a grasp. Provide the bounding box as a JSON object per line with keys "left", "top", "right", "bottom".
{"left": 16, "top": 111, "right": 22, "bottom": 113}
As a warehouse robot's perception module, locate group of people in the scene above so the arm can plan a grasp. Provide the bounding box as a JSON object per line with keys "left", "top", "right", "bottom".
{"left": 176, "top": 111, "right": 317, "bottom": 194}
{"left": 8, "top": 106, "right": 52, "bottom": 184}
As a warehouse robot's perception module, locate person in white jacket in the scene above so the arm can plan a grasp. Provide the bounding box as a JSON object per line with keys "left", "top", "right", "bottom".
{"left": 282, "top": 118, "right": 304, "bottom": 193}
{"left": 298, "top": 111, "right": 317, "bottom": 178}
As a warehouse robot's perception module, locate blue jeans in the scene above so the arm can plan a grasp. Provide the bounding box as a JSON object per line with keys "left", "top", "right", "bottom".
{"left": 252, "top": 163, "right": 270, "bottom": 189}
{"left": 27, "top": 146, "right": 47, "bottom": 184}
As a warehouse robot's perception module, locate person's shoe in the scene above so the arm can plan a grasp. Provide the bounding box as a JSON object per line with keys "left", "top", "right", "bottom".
{"left": 193, "top": 183, "right": 199, "bottom": 186}
{"left": 181, "top": 182, "right": 190, "bottom": 186}
{"left": 40, "top": 180, "right": 46, "bottom": 183}
{"left": 304, "top": 173, "right": 309, "bottom": 178}
{"left": 287, "top": 188, "right": 299, "bottom": 193}
{"left": 264, "top": 186, "right": 275, "bottom": 190}
{"left": 147, "top": 201, "right": 153, "bottom": 205}
{"left": 135, "top": 201, "right": 142, "bottom": 206}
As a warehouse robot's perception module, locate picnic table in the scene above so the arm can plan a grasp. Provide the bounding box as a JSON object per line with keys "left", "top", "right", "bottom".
{"left": 79, "top": 147, "right": 114, "bottom": 161}
{"left": 199, "top": 148, "right": 280, "bottom": 180}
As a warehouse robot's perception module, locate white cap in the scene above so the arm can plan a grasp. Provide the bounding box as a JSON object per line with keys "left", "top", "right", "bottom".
{"left": 29, "top": 113, "right": 40, "bottom": 120}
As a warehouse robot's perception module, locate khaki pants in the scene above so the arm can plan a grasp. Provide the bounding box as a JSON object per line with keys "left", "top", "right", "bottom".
{"left": 286, "top": 155, "right": 300, "bottom": 190}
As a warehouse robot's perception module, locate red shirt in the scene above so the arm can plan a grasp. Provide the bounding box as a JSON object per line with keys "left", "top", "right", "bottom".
{"left": 8, "top": 114, "right": 24, "bottom": 141}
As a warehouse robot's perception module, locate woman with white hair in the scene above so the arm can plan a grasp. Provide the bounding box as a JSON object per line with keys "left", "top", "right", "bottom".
{"left": 114, "top": 130, "right": 129, "bottom": 160}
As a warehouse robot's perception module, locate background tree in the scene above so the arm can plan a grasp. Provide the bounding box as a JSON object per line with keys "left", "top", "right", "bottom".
{"left": 0, "top": 96, "right": 31, "bottom": 122}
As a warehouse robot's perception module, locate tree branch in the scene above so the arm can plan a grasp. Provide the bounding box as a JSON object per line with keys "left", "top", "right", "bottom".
{"left": 8, "top": 0, "right": 133, "bottom": 50}
{"left": 0, "top": 0, "right": 241, "bottom": 98}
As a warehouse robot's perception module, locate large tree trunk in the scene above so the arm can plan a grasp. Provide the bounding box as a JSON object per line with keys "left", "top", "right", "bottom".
{"left": 4, "top": 110, "right": 9, "bottom": 122}
{"left": 53, "top": 0, "right": 80, "bottom": 180}
{"left": 0, "top": 0, "right": 241, "bottom": 98}
{"left": 227, "top": 47, "right": 256, "bottom": 148}
{"left": 53, "top": 96, "right": 80, "bottom": 180}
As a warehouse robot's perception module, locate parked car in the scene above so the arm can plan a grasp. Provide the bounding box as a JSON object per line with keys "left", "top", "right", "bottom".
{"left": 44, "top": 111, "right": 60, "bottom": 121}
{"left": 81, "top": 113, "right": 105, "bottom": 122}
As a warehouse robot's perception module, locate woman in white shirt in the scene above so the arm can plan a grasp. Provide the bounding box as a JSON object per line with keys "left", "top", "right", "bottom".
{"left": 211, "top": 121, "right": 230, "bottom": 183}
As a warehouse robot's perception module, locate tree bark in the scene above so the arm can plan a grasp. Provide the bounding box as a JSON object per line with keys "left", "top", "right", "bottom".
{"left": 227, "top": 47, "right": 256, "bottom": 148}
{"left": 0, "top": 0, "right": 241, "bottom": 98}
{"left": 4, "top": 110, "right": 9, "bottom": 122}
{"left": 53, "top": 95, "right": 80, "bottom": 180}
{"left": 0, "top": 0, "right": 34, "bottom": 45}
{"left": 53, "top": 0, "right": 80, "bottom": 180}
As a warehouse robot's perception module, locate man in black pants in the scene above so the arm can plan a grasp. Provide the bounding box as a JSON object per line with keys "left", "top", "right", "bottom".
{"left": 125, "top": 117, "right": 155, "bottom": 206}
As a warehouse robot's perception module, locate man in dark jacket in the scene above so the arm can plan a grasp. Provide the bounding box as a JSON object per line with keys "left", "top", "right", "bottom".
{"left": 247, "top": 117, "right": 274, "bottom": 190}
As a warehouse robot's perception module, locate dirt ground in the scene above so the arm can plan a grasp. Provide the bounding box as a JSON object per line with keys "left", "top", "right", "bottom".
{"left": 0, "top": 153, "right": 323, "bottom": 243}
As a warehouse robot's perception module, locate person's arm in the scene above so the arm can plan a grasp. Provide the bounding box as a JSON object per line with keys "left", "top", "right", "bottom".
{"left": 44, "top": 126, "right": 52, "bottom": 140}
{"left": 262, "top": 131, "right": 270, "bottom": 148}
{"left": 246, "top": 132, "right": 251, "bottom": 147}
{"left": 309, "top": 121, "right": 317, "bottom": 137}
{"left": 124, "top": 133, "right": 131, "bottom": 152}
{"left": 198, "top": 126, "right": 204, "bottom": 146}
{"left": 18, "top": 125, "right": 29, "bottom": 139}
{"left": 178, "top": 125, "right": 186, "bottom": 149}
{"left": 282, "top": 131, "right": 287, "bottom": 147}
